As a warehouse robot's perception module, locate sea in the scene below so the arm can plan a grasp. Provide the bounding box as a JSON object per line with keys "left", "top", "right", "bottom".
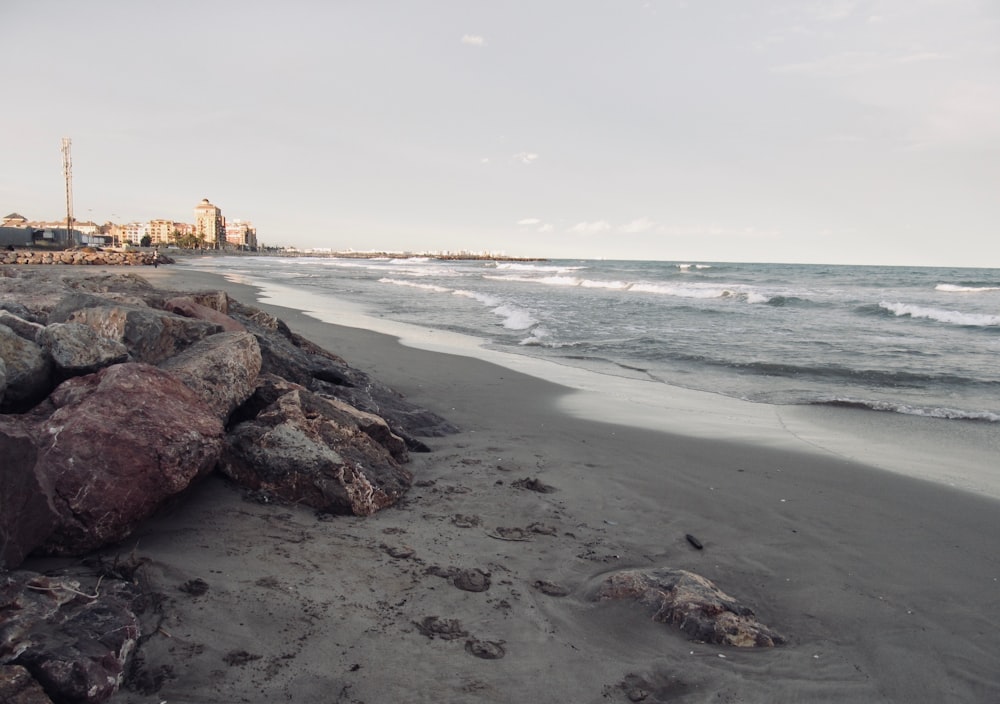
{"left": 185, "top": 256, "right": 1000, "bottom": 425}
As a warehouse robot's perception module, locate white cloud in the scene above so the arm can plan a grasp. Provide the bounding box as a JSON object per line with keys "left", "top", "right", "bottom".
{"left": 517, "top": 218, "right": 541, "bottom": 226}
{"left": 512, "top": 152, "right": 539, "bottom": 164}
{"left": 538, "top": 224, "right": 554, "bottom": 233}
{"left": 461, "top": 34, "right": 486, "bottom": 47}
{"left": 569, "top": 220, "right": 612, "bottom": 234}
{"left": 619, "top": 217, "right": 655, "bottom": 234}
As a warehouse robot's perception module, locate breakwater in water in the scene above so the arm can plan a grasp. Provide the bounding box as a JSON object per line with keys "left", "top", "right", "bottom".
{"left": 0, "top": 248, "right": 167, "bottom": 266}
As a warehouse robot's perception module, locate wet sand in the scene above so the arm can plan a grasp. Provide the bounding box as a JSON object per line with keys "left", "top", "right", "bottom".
{"left": 100, "top": 264, "right": 1000, "bottom": 703}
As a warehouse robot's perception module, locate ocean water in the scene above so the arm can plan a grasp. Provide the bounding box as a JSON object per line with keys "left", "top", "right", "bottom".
{"left": 186, "top": 256, "right": 1000, "bottom": 424}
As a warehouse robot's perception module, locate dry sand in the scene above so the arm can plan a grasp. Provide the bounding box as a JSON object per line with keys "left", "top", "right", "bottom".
{"left": 47, "top": 264, "right": 998, "bottom": 703}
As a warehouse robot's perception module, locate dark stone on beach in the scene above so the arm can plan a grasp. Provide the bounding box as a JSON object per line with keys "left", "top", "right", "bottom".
{"left": 0, "top": 310, "right": 45, "bottom": 339}
{"left": 589, "top": 568, "right": 785, "bottom": 647}
{"left": 0, "top": 324, "right": 51, "bottom": 411}
{"left": 178, "top": 579, "right": 210, "bottom": 597}
{"left": 465, "top": 639, "right": 505, "bottom": 659}
{"left": 0, "top": 571, "right": 140, "bottom": 704}
{"left": 533, "top": 580, "right": 571, "bottom": 597}
{"left": 35, "top": 363, "right": 224, "bottom": 555}
{"left": 159, "top": 330, "right": 262, "bottom": 420}
{"left": 0, "top": 664, "right": 53, "bottom": 704}
{"left": 513, "top": 477, "right": 557, "bottom": 493}
{"left": 0, "top": 419, "right": 57, "bottom": 570}
{"left": 219, "top": 378, "right": 412, "bottom": 516}
{"left": 414, "top": 616, "right": 468, "bottom": 641}
{"left": 452, "top": 568, "right": 491, "bottom": 592}
{"left": 685, "top": 533, "right": 704, "bottom": 550}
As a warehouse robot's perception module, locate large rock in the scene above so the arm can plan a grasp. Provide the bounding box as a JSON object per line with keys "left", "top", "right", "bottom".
{"left": 0, "top": 664, "right": 53, "bottom": 704}
{"left": 159, "top": 330, "right": 261, "bottom": 420}
{"left": 0, "top": 310, "right": 45, "bottom": 340}
{"left": 163, "top": 295, "right": 246, "bottom": 332}
{"left": 225, "top": 300, "right": 458, "bottom": 446}
{"left": 588, "top": 568, "right": 785, "bottom": 647}
{"left": 0, "top": 571, "right": 139, "bottom": 704}
{"left": 35, "top": 363, "right": 225, "bottom": 555}
{"left": 219, "top": 376, "right": 411, "bottom": 516}
{"left": 67, "top": 305, "right": 221, "bottom": 364}
{"left": 0, "top": 419, "right": 58, "bottom": 570}
{"left": 0, "top": 325, "right": 51, "bottom": 412}
{"left": 36, "top": 322, "right": 129, "bottom": 378}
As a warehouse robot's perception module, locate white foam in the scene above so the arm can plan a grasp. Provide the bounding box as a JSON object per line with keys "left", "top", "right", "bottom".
{"left": 378, "top": 278, "right": 452, "bottom": 293}
{"left": 880, "top": 301, "right": 1000, "bottom": 327}
{"left": 492, "top": 304, "right": 538, "bottom": 330}
{"left": 936, "top": 283, "right": 1000, "bottom": 293}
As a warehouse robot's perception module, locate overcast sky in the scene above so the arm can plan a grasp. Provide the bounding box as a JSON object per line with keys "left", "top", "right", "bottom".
{"left": 2, "top": 1, "right": 998, "bottom": 266}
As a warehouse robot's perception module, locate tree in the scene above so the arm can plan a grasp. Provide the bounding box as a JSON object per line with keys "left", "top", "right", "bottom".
{"left": 140, "top": 235, "right": 152, "bottom": 248}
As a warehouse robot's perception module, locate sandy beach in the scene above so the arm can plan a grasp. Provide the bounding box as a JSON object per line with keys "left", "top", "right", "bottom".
{"left": 42, "top": 263, "right": 996, "bottom": 703}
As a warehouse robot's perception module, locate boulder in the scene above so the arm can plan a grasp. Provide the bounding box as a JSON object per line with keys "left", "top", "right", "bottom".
{"left": 36, "top": 322, "right": 129, "bottom": 378}
{"left": 588, "top": 568, "right": 785, "bottom": 647}
{"left": 0, "top": 325, "right": 51, "bottom": 412}
{"left": 67, "top": 305, "right": 221, "bottom": 365}
{"left": 219, "top": 377, "right": 411, "bottom": 516}
{"left": 0, "top": 571, "right": 139, "bottom": 704}
{"left": 163, "top": 295, "right": 246, "bottom": 332}
{"left": 0, "top": 664, "right": 53, "bottom": 704}
{"left": 36, "top": 363, "right": 225, "bottom": 556}
{"left": 228, "top": 304, "right": 457, "bottom": 446}
{"left": 158, "top": 330, "right": 261, "bottom": 420}
{"left": 0, "top": 419, "right": 58, "bottom": 570}
{"left": 0, "top": 311, "right": 45, "bottom": 340}
{"left": 0, "top": 356, "right": 5, "bottom": 405}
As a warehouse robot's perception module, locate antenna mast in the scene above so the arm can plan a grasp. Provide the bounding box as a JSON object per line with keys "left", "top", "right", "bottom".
{"left": 61, "top": 137, "right": 74, "bottom": 246}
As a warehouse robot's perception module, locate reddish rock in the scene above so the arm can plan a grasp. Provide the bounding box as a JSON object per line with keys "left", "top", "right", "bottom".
{"left": 36, "top": 363, "right": 224, "bottom": 555}
{"left": 163, "top": 295, "right": 246, "bottom": 332}
{"left": 159, "top": 330, "right": 261, "bottom": 420}
{"left": 0, "top": 571, "right": 139, "bottom": 704}
{"left": 0, "top": 419, "right": 58, "bottom": 570}
{"left": 219, "top": 378, "right": 411, "bottom": 516}
{"left": 589, "top": 568, "right": 785, "bottom": 647}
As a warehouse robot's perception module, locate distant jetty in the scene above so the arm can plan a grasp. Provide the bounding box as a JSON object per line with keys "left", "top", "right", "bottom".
{"left": 287, "top": 250, "right": 547, "bottom": 262}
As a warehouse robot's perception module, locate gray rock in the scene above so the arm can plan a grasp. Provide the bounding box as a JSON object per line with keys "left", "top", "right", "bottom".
{"left": 0, "top": 418, "right": 58, "bottom": 570}
{"left": 220, "top": 377, "right": 412, "bottom": 516}
{"left": 159, "top": 330, "right": 262, "bottom": 420}
{"left": 0, "top": 664, "right": 54, "bottom": 704}
{"left": 588, "top": 568, "right": 785, "bottom": 647}
{"left": 0, "top": 310, "right": 45, "bottom": 340}
{"left": 0, "top": 571, "right": 140, "bottom": 704}
{"left": 68, "top": 304, "right": 221, "bottom": 364}
{"left": 36, "top": 322, "right": 129, "bottom": 377}
{"left": 0, "top": 325, "right": 51, "bottom": 412}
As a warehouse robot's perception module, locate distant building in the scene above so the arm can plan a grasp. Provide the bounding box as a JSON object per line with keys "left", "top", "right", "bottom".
{"left": 194, "top": 198, "right": 224, "bottom": 248}
{"left": 2, "top": 213, "right": 29, "bottom": 228}
{"left": 148, "top": 219, "right": 176, "bottom": 245}
{"left": 224, "top": 219, "right": 257, "bottom": 250}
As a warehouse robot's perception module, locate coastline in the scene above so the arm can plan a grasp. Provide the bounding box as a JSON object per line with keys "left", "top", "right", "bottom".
{"left": 99, "top": 264, "right": 1000, "bottom": 702}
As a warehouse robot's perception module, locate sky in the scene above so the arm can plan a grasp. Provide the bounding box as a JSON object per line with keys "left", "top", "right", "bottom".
{"left": 2, "top": 1, "right": 998, "bottom": 266}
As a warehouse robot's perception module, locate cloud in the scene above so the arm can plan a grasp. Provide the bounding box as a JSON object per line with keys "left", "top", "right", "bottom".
{"left": 568, "top": 220, "right": 611, "bottom": 234}
{"left": 517, "top": 218, "right": 541, "bottom": 226}
{"left": 538, "top": 224, "right": 554, "bottom": 233}
{"left": 619, "top": 217, "right": 655, "bottom": 234}
{"left": 461, "top": 34, "right": 486, "bottom": 47}
{"left": 512, "top": 152, "right": 539, "bottom": 164}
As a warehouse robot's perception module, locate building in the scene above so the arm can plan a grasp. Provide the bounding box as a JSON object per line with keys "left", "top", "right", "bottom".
{"left": 194, "top": 198, "right": 224, "bottom": 248}
{"left": 224, "top": 219, "right": 257, "bottom": 250}
{"left": 148, "top": 219, "right": 177, "bottom": 246}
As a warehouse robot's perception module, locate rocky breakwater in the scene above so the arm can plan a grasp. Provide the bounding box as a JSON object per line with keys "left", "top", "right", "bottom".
{"left": 0, "top": 248, "right": 170, "bottom": 267}
{"left": 0, "top": 266, "right": 456, "bottom": 702}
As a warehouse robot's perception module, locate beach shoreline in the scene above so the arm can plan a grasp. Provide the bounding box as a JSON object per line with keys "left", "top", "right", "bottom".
{"left": 81, "top": 263, "right": 1000, "bottom": 702}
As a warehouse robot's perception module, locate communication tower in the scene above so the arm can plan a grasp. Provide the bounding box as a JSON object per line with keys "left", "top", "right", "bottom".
{"left": 61, "top": 137, "right": 74, "bottom": 245}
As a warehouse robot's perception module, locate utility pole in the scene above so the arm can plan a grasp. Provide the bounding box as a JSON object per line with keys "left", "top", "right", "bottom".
{"left": 61, "top": 137, "right": 74, "bottom": 246}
